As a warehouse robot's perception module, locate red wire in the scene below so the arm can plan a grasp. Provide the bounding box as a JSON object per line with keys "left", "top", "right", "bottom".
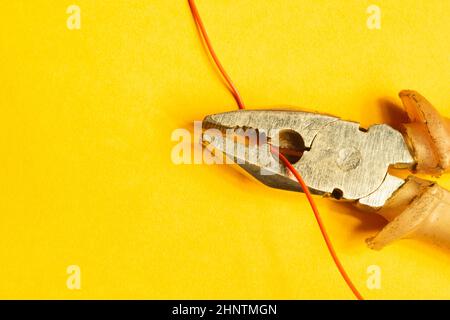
{"left": 270, "top": 147, "right": 364, "bottom": 300}
{"left": 188, "top": 0, "right": 363, "bottom": 300}
{"left": 188, "top": 0, "right": 245, "bottom": 109}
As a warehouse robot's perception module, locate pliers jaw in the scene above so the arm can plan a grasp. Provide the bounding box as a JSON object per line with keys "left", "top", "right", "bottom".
{"left": 202, "top": 110, "right": 339, "bottom": 193}
{"left": 202, "top": 109, "right": 415, "bottom": 208}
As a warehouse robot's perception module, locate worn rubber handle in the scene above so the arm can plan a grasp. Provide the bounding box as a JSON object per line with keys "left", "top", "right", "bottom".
{"left": 367, "top": 177, "right": 450, "bottom": 250}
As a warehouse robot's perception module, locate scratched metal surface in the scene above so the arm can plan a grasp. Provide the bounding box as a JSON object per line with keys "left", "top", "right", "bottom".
{"left": 203, "top": 110, "right": 414, "bottom": 207}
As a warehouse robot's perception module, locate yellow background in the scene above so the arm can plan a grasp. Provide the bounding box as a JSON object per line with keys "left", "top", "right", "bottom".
{"left": 1, "top": 0, "right": 449, "bottom": 299}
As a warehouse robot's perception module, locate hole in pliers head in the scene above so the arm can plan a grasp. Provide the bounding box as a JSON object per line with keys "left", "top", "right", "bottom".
{"left": 277, "top": 129, "right": 307, "bottom": 164}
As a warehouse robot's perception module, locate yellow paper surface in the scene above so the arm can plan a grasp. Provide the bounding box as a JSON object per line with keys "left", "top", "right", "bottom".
{"left": 0, "top": 0, "right": 449, "bottom": 299}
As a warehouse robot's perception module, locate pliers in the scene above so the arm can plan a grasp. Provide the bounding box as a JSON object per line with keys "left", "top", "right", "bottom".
{"left": 202, "top": 90, "right": 450, "bottom": 250}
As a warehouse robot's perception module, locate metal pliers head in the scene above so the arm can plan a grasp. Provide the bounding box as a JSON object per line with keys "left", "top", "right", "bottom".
{"left": 202, "top": 109, "right": 415, "bottom": 208}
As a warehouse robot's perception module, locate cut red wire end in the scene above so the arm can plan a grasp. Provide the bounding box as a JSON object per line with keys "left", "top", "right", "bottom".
{"left": 188, "top": 0, "right": 363, "bottom": 300}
